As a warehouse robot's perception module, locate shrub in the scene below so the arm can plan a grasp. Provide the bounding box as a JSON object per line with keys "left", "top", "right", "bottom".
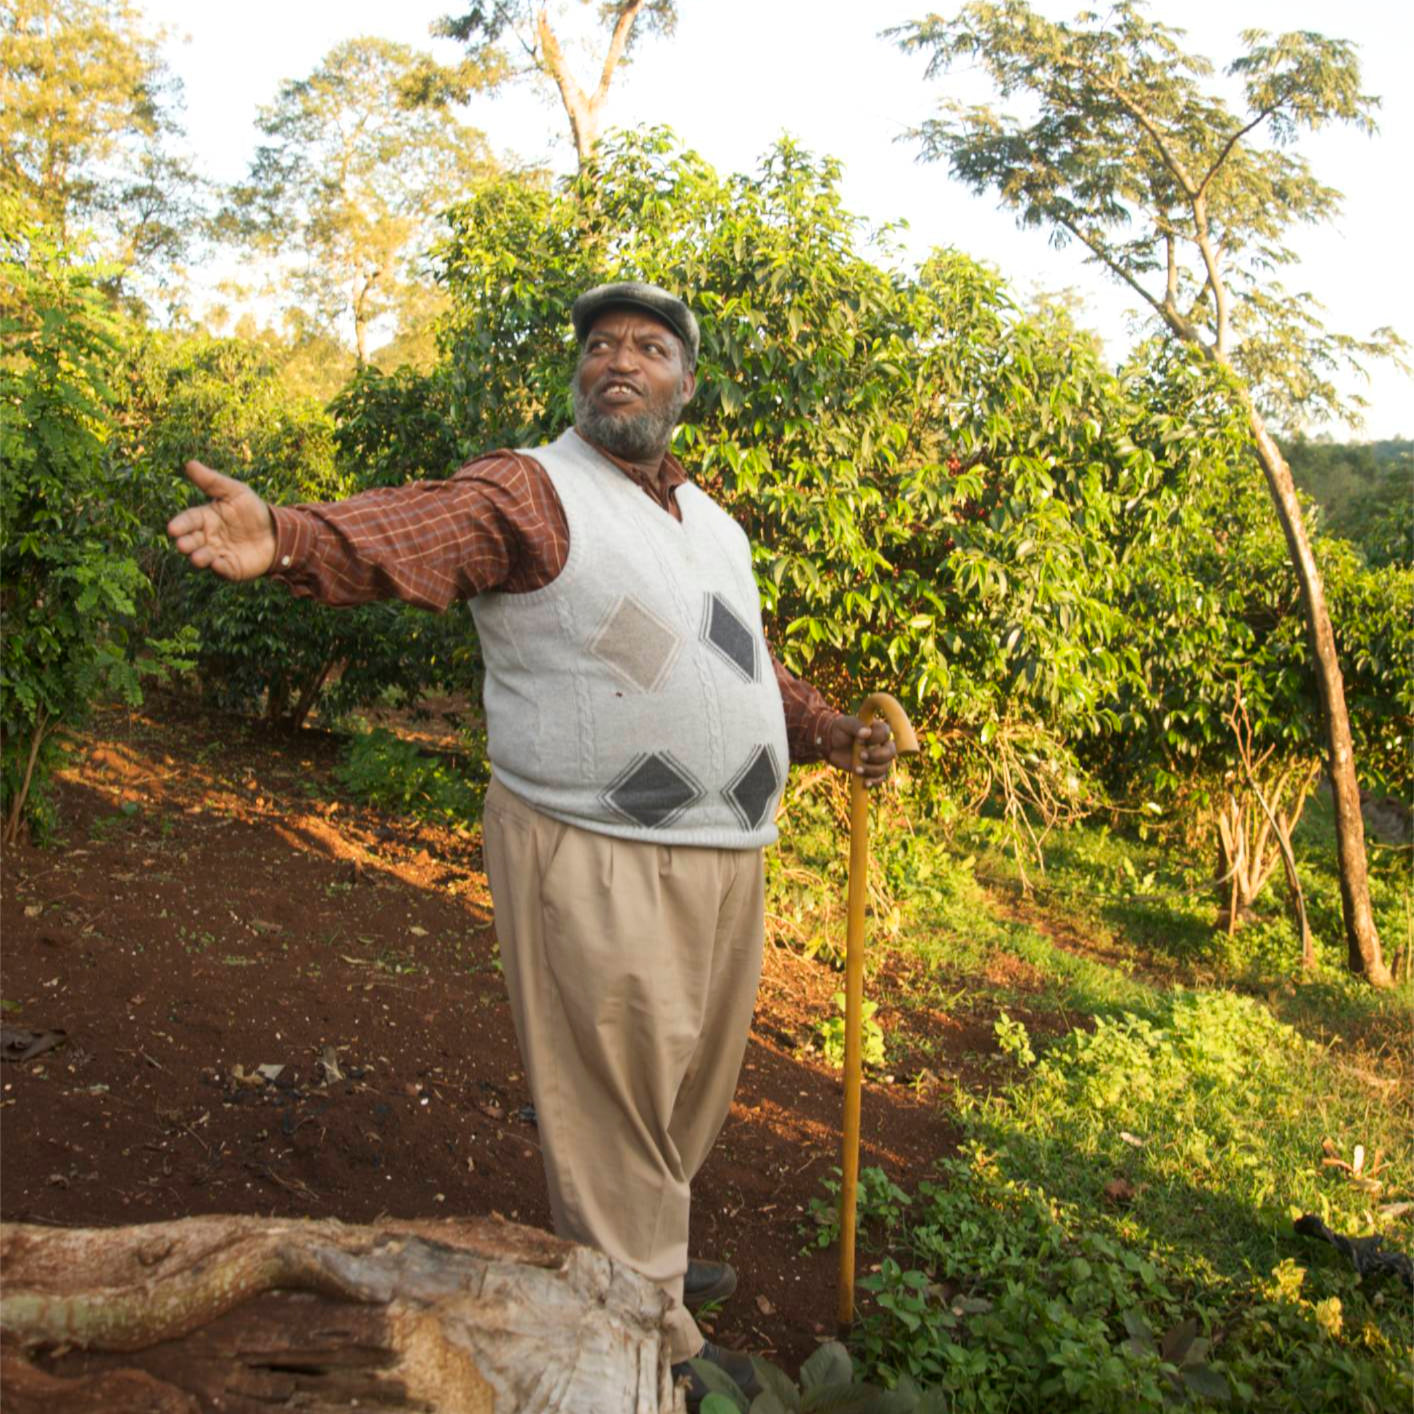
{"left": 334, "top": 725, "right": 487, "bottom": 826}
{"left": 115, "top": 332, "right": 479, "bottom": 728}
{"left": 1, "top": 208, "right": 195, "bottom": 841}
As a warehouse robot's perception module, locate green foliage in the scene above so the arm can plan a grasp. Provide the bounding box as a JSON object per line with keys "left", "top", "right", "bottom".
{"left": 991, "top": 1011, "right": 1034, "bottom": 1067}
{"left": 114, "top": 331, "right": 478, "bottom": 728}
{"left": 804, "top": 1165, "right": 913, "bottom": 1255}
{"left": 891, "top": 2, "right": 1404, "bottom": 980}
{"left": 693, "top": 1338, "right": 950, "bottom": 1413}
{"left": 891, "top": 1, "right": 1404, "bottom": 429}
{"left": 833, "top": 986, "right": 1411, "bottom": 1410}
{"left": 431, "top": 1, "right": 677, "bottom": 164}
{"left": 329, "top": 362, "right": 464, "bottom": 488}
{"left": 334, "top": 725, "right": 487, "bottom": 825}
{"left": 815, "top": 991, "right": 886, "bottom": 1071}
{"left": 0, "top": 207, "right": 193, "bottom": 840}
{"left": 1286, "top": 437, "right": 1414, "bottom": 570}
{"left": 1083, "top": 344, "right": 1413, "bottom": 817}
{"left": 223, "top": 36, "right": 494, "bottom": 362}
{"left": 763, "top": 793, "right": 1409, "bottom": 1408}
{"left": 0, "top": 0, "right": 200, "bottom": 297}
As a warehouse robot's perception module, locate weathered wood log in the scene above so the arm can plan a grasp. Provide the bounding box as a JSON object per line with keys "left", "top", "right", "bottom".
{"left": 0, "top": 1215, "right": 683, "bottom": 1412}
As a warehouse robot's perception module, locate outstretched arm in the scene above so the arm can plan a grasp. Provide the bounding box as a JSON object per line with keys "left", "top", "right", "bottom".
{"left": 166, "top": 461, "right": 277, "bottom": 581}
{"left": 165, "top": 451, "right": 563, "bottom": 610}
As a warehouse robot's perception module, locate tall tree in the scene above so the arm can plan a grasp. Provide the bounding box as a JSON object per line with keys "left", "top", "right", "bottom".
{"left": 227, "top": 37, "right": 494, "bottom": 366}
{"left": 432, "top": 2, "right": 676, "bottom": 167}
{"left": 0, "top": 0, "right": 198, "bottom": 292}
{"left": 892, "top": 0, "right": 1402, "bottom": 984}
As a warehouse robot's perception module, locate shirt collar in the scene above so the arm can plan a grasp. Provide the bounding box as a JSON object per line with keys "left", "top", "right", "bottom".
{"left": 574, "top": 428, "right": 689, "bottom": 500}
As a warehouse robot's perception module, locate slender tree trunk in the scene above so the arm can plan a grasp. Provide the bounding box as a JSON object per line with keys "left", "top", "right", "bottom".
{"left": 289, "top": 656, "right": 337, "bottom": 731}
{"left": 3, "top": 708, "right": 52, "bottom": 847}
{"left": 1244, "top": 410, "right": 1391, "bottom": 985}
{"left": 536, "top": 1, "right": 645, "bottom": 169}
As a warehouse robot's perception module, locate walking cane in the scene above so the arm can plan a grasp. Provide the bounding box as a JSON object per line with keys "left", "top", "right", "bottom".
{"left": 837, "top": 691, "right": 919, "bottom": 1337}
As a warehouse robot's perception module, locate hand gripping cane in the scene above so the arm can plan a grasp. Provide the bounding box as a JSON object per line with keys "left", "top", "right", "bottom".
{"left": 837, "top": 691, "right": 919, "bottom": 1336}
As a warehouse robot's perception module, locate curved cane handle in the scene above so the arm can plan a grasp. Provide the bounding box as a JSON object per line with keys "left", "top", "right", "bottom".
{"left": 852, "top": 691, "right": 920, "bottom": 763}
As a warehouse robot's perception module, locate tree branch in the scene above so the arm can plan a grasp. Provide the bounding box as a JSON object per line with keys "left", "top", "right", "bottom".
{"left": 1063, "top": 214, "right": 1170, "bottom": 323}
{"left": 1195, "top": 106, "right": 1275, "bottom": 200}
{"left": 1190, "top": 196, "right": 1231, "bottom": 358}
{"left": 534, "top": 8, "right": 592, "bottom": 162}
{"left": 1057, "top": 50, "right": 1201, "bottom": 198}
{"left": 593, "top": 0, "right": 645, "bottom": 110}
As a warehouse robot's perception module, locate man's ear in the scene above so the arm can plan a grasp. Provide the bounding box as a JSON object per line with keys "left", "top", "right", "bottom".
{"left": 681, "top": 369, "right": 697, "bottom": 403}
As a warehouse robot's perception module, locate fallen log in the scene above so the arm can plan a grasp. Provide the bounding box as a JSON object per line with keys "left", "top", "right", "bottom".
{"left": 0, "top": 1214, "right": 682, "bottom": 1412}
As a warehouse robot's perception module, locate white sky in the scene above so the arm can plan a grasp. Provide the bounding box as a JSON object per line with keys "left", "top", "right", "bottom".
{"left": 144, "top": 0, "right": 1412, "bottom": 440}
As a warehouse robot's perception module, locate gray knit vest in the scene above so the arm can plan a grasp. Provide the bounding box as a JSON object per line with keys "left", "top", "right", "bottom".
{"left": 468, "top": 429, "right": 789, "bottom": 848}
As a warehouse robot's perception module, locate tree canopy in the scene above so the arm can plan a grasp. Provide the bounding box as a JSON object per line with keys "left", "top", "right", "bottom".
{"left": 431, "top": 1, "right": 676, "bottom": 165}
{"left": 225, "top": 37, "right": 496, "bottom": 365}
{"left": 0, "top": 0, "right": 199, "bottom": 297}
{"left": 890, "top": 0, "right": 1404, "bottom": 431}
{"left": 891, "top": 0, "right": 1398, "bottom": 980}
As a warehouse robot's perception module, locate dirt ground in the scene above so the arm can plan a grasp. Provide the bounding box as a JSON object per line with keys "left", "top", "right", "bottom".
{"left": 0, "top": 696, "right": 1006, "bottom": 1378}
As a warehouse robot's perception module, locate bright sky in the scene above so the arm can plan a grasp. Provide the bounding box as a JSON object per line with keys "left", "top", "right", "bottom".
{"left": 144, "top": 0, "right": 1412, "bottom": 440}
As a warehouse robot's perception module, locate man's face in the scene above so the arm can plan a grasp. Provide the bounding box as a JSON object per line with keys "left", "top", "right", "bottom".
{"left": 572, "top": 310, "right": 696, "bottom": 462}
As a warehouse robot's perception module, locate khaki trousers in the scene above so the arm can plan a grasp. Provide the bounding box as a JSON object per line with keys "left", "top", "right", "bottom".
{"left": 480, "top": 776, "right": 766, "bottom": 1361}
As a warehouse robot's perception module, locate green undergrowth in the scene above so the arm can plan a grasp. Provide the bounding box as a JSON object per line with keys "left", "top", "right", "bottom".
{"left": 767, "top": 779, "right": 1157, "bottom": 1025}
{"left": 333, "top": 722, "right": 488, "bottom": 826}
{"left": 769, "top": 779, "right": 1412, "bottom": 1410}
{"left": 845, "top": 994, "right": 1411, "bottom": 1411}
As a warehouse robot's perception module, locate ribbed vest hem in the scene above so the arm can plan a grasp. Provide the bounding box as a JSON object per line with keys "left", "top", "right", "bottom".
{"left": 488, "top": 769, "right": 778, "bottom": 851}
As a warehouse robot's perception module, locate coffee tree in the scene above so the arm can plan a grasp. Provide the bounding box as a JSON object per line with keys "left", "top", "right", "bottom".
{"left": 0, "top": 209, "right": 191, "bottom": 841}
{"left": 890, "top": 0, "right": 1401, "bottom": 979}
{"left": 1098, "top": 344, "right": 1411, "bottom": 948}
{"left": 115, "top": 333, "right": 475, "bottom": 727}
{"left": 438, "top": 130, "right": 1164, "bottom": 849}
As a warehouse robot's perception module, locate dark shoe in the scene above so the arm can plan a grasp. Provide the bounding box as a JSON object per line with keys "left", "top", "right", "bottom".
{"left": 671, "top": 1340, "right": 762, "bottom": 1410}
{"left": 683, "top": 1257, "right": 737, "bottom": 1308}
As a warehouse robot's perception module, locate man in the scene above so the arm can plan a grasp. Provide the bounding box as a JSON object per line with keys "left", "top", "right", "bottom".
{"left": 168, "top": 282, "right": 897, "bottom": 1400}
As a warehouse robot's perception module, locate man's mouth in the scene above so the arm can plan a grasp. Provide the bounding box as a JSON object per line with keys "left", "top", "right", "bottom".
{"left": 596, "top": 380, "right": 644, "bottom": 406}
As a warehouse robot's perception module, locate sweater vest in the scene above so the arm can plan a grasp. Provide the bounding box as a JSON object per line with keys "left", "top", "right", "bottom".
{"left": 468, "top": 429, "right": 789, "bottom": 848}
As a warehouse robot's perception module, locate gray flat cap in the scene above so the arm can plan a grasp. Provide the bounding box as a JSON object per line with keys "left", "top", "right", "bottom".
{"left": 572, "top": 281, "right": 699, "bottom": 369}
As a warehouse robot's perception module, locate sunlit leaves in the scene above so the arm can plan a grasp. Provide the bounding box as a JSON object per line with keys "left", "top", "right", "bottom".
{"left": 890, "top": 1, "right": 1404, "bottom": 430}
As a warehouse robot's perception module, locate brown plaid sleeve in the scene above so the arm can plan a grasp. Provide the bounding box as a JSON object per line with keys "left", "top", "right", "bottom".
{"left": 268, "top": 450, "right": 567, "bottom": 608}
{"left": 772, "top": 655, "right": 844, "bottom": 764}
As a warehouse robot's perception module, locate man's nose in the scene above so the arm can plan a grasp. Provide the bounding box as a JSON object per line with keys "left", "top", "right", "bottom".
{"left": 607, "top": 343, "right": 641, "bottom": 372}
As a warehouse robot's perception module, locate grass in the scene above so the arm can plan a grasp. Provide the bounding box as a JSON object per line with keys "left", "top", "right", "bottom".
{"left": 768, "top": 775, "right": 1413, "bottom": 1412}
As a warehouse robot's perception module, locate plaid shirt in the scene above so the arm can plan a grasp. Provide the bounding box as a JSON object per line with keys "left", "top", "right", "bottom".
{"left": 270, "top": 435, "right": 843, "bottom": 762}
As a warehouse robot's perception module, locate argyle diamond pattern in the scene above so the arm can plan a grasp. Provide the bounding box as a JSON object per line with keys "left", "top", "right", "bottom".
{"left": 601, "top": 751, "right": 706, "bottom": 829}
{"left": 723, "top": 744, "right": 781, "bottom": 831}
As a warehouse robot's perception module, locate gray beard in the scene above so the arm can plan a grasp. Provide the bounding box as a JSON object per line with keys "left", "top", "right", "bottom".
{"left": 572, "top": 380, "right": 687, "bottom": 463}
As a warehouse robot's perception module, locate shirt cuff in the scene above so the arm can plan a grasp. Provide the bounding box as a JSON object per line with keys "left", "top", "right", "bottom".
{"left": 267, "top": 506, "right": 314, "bottom": 578}
{"left": 797, "top": 703, "right": 845, "bottom": 764}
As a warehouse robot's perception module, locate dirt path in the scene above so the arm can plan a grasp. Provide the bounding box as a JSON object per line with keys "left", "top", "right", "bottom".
{"left": 0, "top": 699, "right": 1004, "bottom": 1375}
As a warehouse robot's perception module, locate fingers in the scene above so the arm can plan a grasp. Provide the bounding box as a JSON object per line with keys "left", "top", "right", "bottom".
{"left": 183, "top": 459, "right": 246, "bottom": 498}
{"left": 166, "top": 505, "right": 210, "bottom": 542}
{"left": 827, "top": 714, "right": 899, "bottom": 785}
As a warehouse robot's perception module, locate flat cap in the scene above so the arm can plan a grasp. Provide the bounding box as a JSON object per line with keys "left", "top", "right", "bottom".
{"left": 572, "top": 281, "right": 699, "bottom": 369}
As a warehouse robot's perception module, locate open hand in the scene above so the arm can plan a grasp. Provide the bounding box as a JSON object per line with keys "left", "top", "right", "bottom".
{"left": 826, "top": 716, "right": 897, "bottom": 789}
{"left": 167, "top": 461, "right": 277, "bottom": 581}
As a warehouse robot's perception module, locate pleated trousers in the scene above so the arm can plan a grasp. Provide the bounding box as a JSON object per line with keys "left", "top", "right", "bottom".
{"left": 480, "top": 775, "right": 766, "bottom": 1361}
